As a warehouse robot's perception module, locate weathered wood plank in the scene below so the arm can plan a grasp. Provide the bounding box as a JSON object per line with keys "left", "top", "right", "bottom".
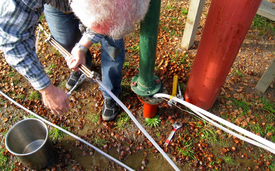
{"left": 255, "top": 58, "right": 275, "bottom": 93}
{"left": 257, "top": 0, "right": 275, "bottom": 21}
{"left": 181, "top": 0, "right": 205, "bottom": 50}
{"left": 181, "top": 0, "right": 275, "bottom": 50}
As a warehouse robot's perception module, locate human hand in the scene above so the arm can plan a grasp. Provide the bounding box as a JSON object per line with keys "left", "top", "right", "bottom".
{"left": 39, "top": 84, "right": 69, "bottom": 115}
{"left": 66, "top": 46, "right": 86, "bottom": 71}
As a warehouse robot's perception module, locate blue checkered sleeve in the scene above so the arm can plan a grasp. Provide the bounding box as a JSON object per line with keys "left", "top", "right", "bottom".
{"left": 0, "top": 0, "right": 53, "bottom": 90}
{"left": 83, "top": 28, "right": 104, "bottom": 44}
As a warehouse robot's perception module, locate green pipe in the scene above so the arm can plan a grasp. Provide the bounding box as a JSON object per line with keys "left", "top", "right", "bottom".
{"left": 131, "top": 0, "right": 161, "bottom": 96}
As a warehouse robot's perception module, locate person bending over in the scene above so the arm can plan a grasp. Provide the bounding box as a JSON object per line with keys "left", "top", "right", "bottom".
{"left": 0, "top": 0, "right": 150, "bottom": 121}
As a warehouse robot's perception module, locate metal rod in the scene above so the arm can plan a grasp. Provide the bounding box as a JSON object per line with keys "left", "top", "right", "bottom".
{"left": 38, "top": 24, "right": 180, "bottom": 171}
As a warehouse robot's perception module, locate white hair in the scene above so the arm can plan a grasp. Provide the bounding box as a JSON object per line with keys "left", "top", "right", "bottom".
{"left": 71, "top": 0, "right": 150, "bottom": 39}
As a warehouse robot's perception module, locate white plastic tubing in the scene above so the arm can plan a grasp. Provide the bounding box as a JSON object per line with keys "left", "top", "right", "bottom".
{"left": 154, "top": 93, "right": 275, "bottom": 155}
{"left": 0, "top": 90, "right": 135, "bottom": 171}
{"left": 96, "top": 80, "right": 181, "bottom": 171}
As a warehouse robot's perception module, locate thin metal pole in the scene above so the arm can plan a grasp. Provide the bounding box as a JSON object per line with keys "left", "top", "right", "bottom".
{"left": 37, "top": 24, "right": 180, "bottom": 170}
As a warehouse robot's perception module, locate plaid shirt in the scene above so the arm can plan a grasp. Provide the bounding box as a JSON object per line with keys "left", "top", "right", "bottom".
{"left": 0, "top": 0, "right": 103, "bottom": 90}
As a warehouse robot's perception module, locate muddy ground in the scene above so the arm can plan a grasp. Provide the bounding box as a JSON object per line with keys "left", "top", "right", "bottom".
{"left": 1, "top": 0, "right": 275, "bottom": 170}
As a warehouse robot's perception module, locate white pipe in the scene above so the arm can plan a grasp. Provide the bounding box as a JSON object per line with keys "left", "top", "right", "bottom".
{"left": 96, "top": 80, "right": 180, "bottom": 171}
{"left": 36, "top": 24, "right": 179, "bottom": 170}
{"left": 153, "top": 93, "right": 275, "bottom": 154}
{"left": 0, "top": 90, "right": 134, "bottom": 171}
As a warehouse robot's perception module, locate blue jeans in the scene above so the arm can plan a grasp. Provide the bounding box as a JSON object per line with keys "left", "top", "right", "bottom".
{"left": 44, "top": 5, "right": 125, "bottom": 99}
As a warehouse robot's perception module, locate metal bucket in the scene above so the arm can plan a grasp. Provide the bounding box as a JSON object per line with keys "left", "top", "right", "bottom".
{"left": 5, "top": 118, "right": 56, "bottom": 170}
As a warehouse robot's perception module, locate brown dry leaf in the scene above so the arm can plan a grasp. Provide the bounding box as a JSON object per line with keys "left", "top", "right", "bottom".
{"left": 3, "top": 117, "right": 8, "bottom": 123}
{"left": 216, "top": 130, "right": 223, "bottom": 135}
{"left": 235, "top": 116, "right": 243, "bottom": 126}
{"left": 241, "top": 120, "right": 248, "bottom": 127}
{"left": 266, "top": 132, "right": 273, "bottom": 137}
{"left": 260, "top": 115, "right": 265, "bottom": 120}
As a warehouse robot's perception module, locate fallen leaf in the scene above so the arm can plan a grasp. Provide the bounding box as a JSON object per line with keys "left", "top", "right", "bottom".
{"left": 3, "top": 117, "right": 8, "bottom": 123}
{"left": 266, "top": 132, "right": 273, "bottom": 137}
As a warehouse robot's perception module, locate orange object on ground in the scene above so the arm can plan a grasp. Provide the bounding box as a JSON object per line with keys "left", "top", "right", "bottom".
{"left": 141, "top": 102, "right": 158, "bottom": 118}
{"left": 138, "top": 96, "right": 158, "bottom": 118}
{"left": 184, "top": 0, "right": 262, "bottom": 110}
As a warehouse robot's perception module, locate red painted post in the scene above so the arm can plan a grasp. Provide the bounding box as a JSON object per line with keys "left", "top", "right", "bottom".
{"left": 184, "top": 0, "right": 262, "bottom": 110}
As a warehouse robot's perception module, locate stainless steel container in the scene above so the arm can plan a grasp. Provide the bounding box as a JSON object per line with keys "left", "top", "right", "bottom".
{"left": 5, "top": 118, "right": 56, "bottom": 170}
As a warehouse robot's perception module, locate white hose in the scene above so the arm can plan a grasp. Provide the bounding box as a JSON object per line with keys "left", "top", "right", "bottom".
{"left": 0, "top": 90, "right": 135, "bottom": 171}
{"left": 153, "top": 93, "right": 275, "bottom": 154}
{"left": 96, "top": 80, "right": 180, "bottom": 171}
{"left": 35, "top": 24, "right": 180, "bottom": 170}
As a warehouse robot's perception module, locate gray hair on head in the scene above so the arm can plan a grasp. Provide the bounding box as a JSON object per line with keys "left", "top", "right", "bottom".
{"left": 71, "top": 0, "right": 151, "bottom": 39}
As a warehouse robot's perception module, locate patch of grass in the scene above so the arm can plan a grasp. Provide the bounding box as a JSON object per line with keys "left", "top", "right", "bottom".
{"left": 179, "top": 82, "right": 186, "bottom": 93}
{"left": 162, "top": 26, "right": 169, "bottom": 33}
{"left": 199, "top": 124, "right": 231, "bottom": 147}
{"left": 38, "top": 14, "right": 45, "bottom": 22}
{"left": 8, "top": 72, "right": 15, "bottom": 77}
{"left": 28, "top": 91, "right": 40, "bottom": 100}
{"left": 16, "top": 94, "right": 25, "bottom": 100}
{"left": 222, "top": 155, "right": 234, "bottom": 165}
{"left": 268, "top": 162, "right": 275, "bottom": 171}
{"left": 93, "top": 137, "right": 109, "bottom": 147}
{"left": 170, "top": 29, "right": 175, "bottom": 36}
{"left": 0, "top": 148, "right": 16, "bottom": 170}
{"left": 45, "top": 64, "right": 56, "bottom": 75}
{"left": 258, "top": 97, "right": 275, "bottom": 119}
{"left": 92, "top": 42, "right": 101, "bottom": 46}
{"left": 171, "top": 17, "right": 178, "bottom": 22}
{"left": 209, "top": 159, "right": 222, "bottom": 168}
{"left": 145, "top": 115, "right": 161, "bottom": 127}
{"left": 156, "top": 132, "right": 161, "bottom": 137}
{"left": 249, "top": 123, "right": 262, "bottom": 136}
{"left": 252, "top": 14, "right": 275, "bottom": 34}
{"left": 177, "top": 53, "right": 188, "bottom": 65}
{"left": 264, "top": 123, "right": 275, "bottom": 142}
{"left": 121, "top": 78, "right": 132, "bottom": 97}
{"left": 228, "top": 98, "right": 251, "bottom": 114}
{"left": 23, "top": 115, "right": 36, "bottom": 119}
{"left": 123, "top": 61, "right": 130, "bottom": 70}
{"left": 59, "top": 81, "right": 66, "bottom": 90}
{"left": 177, "top": 140, "right": 195, "bottom": 159}
{"left": 166, "top": 4, "right": 176, "bottom": 10}
{"left": 126, "top": 43, "right": 140, "bottom": 53}
{"left": 49, "top": 127, "right": 66, "bottom": 141}
{"left": 233, "top": 68, "right": 244, "bottom": 77}
{"left": 13, "top": 79, "right": 19, "bottom": 85}
{"left": 181, "top": 8, "right": 188, "bottom": 15}
{"left": 89, "top": 112, "right": 100, "bottom": 124}
{"left": 199, "top": 127, "right": 217, "bottom": 142}
{"left": 171, "top": 51, "right": 186, "bottom": 63}
{"left": 116, "top": 112, "right": 131, "bottom": 129}
{"left": 54, "top": 50, "right": 60, "bottom": 56}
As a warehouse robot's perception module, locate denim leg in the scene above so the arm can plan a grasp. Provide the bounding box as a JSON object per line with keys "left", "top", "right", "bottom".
{"left": 100, "top": 37, "right": 125, "bottom": 99}
{"left": 43, "top": 5, "right": 92, "bottom": 67}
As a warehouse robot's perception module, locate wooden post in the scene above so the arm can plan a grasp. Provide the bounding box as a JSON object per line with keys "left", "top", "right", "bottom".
{"left": 255, "top": 59, "right": 275, "bottom": 93}
{"left": 181, "top": 0, "right": 275, "bottom": 50}
{"left": 257, "top": 0, "right": 275, "bottom": 21}
{"left": 181, "top": 0, "right": 205, "bottom": 50}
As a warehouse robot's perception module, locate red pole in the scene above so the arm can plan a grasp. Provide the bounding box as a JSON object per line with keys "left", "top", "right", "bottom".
{"left": 184, "top": 0, "right": 262, "bottom": 110}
